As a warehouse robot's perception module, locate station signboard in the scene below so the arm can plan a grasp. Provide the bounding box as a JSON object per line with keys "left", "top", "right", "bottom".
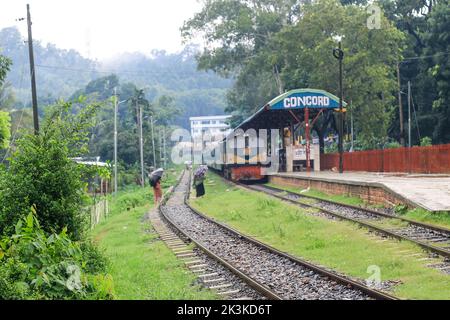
{"left": 268, "top": 89, "right": 346, "bottom": 110}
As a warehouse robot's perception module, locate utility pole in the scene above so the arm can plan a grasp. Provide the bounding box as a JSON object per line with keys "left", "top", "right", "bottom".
{"left": 150, "top": 115, "right": 156, "bottom": 168}
{"left": 26, "top": 4, "right": 39, "bottom": 134}
{"left": 408, "top": 81, "right": 412, "bottom": 148}
{"left": 163, "top": 127, "right": 167, "bottom": 168}
{"left": 397, "top": 62, "right": 405, "bottom": 146}
{"left": 159, "top": 128, "right": 163, "bottom": 166}
{"left": 114, "top": 88, "right": 118, "bottom": 195}
{"left": 138, "top": 101, "right": 144, "bottom": 187}
{"left": 333, "top": 41, "right": 344, "bottom": 174}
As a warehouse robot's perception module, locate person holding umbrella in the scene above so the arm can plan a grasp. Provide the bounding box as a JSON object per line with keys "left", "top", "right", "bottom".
{"left": 149, "top": 168, "right": 164, "bottom": 204}
{"left": 193, "top": 165, "right": 208, "bottom": 198}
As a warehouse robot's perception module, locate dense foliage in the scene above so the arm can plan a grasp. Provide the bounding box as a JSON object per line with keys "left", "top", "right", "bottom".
{"left": 0, "top": 111, "right": 10, "bottom": 149}
{"left": 183, "top": 0, "right": 450, "bottom": 149}
{"left": 71, "top": 74, "right": 182, "bottom": 170}
{"left": 0, "top": 212, "right": 113, "bottom": 300}
{"left": 0, "top": 53, "right": 12, "bottom": 149}
{"left": 0, "top": 98, "right": 115, "bottom": 300}
{"left": 0, "top": 101, "right": 99, "bottom": 239}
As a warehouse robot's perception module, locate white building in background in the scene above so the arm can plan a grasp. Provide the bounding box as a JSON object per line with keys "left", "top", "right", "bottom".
{"left": 190, "top": 115, "right": 232, "bottom": 164}
{"left": 189, "top": 115, "right": 232, "bottom": 139}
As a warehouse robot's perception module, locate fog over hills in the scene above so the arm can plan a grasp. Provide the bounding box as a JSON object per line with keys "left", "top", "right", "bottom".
{"left": 0, "top": 26, "right": 232, "bottom": 128}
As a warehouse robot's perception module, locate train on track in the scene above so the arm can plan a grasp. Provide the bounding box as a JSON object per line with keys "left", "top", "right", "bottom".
{"left": 204, "top": 89, "right": 346, "bottom": 182}
{"left": 207, "top": 135, "right": 268, "bottom": 182}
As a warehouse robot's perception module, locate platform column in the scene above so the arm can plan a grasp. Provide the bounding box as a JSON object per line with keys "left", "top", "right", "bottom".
{"left": 305, "top": 107, "right": 311, "bottom": 172}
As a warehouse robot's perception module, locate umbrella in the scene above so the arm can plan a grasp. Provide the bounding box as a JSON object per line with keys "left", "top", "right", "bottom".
{"left": 149, "top": 168, "right": 164, "bottom": 187}
{"left": 194, "top": 165, "right": 208, "bottom": 179}
{"left": 150, "top": 168, "right": 164, "bottom": 178}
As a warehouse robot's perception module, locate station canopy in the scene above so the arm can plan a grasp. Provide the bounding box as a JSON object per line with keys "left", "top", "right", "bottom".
{"left": 232, "top": 89, "right": 347, "bottom": 132}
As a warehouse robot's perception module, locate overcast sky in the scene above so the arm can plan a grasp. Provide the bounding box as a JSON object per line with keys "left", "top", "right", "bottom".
{"left": 0, "top": 0, "right": 203, "bottom": 60}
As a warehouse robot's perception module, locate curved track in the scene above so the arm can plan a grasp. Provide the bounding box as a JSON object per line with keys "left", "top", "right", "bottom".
{"left": 159, "top": 170, "right": 398, "bottom": 300}
{"left": 241, "top": 182, "right": 450, "bottom": 261}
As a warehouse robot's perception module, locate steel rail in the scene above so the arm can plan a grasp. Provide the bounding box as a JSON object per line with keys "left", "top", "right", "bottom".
{"left": 182, "top": 173, "right": 398, "bottom": 300}
{"left": 236, "top": 182, "right": 450, "bottom": 259}
{"left": 158, "top": 170, "right": 283, "bottom": 300}
{"left": 261, "top": 183, "right": 450, "bottom": 235}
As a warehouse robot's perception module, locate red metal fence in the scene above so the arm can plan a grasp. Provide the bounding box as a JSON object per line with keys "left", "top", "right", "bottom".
{"left": 320, "top": 144, "right": 450, "bottom": 173}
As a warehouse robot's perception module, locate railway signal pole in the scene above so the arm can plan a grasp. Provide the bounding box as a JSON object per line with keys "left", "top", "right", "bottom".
{"left": 26, "top": 4, "right": 39, "bottom": 134}
{"left": 333, "top": 40, "right": 345, "bottom": 174}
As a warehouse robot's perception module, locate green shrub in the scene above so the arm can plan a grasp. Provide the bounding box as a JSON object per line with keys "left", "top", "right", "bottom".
{"left": 0, "top": 102, "right": 99, "bottom": 240}
{"left": 0, "top": 111, "right": 10, "bottom": 149}
{"left": 394, "top": 204, "right": 408, "bottom": 215}
{"left": 116, "top": 193, "right": 144, "bottom": 211}
{"left": 420, "top": 136, "right": 432, "bottom": 146}
{"left": 0, "top": 212, "right": 114, "bottom": 300}
{"left": 79, "top": 241, "right": 109, "bottom": 275}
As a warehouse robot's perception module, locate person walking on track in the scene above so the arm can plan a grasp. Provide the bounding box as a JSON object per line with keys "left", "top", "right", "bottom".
{"left": 193, "top": 165, "right": 208, "bottom": 198}
{"left": 149, "top": 168, "right": 164, "bottom": 205}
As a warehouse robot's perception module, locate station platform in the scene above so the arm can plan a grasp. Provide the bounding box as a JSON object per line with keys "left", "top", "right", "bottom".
{"left": 268, "top": 171, "right": 450, "bottom": 212}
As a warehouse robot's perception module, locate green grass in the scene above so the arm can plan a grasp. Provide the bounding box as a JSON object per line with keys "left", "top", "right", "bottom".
{"left": 266, "top": 183, "right": 364, "bottom": 207}
{"left": 192, "top": 173, "right": 450, "bottom": 300}
{"left": 267, "top": 183, "right": 450, "bottom": 230}
{"left": 401, "top": 208, "right": 450, "bottom": 230}
{"left": 91, "top": 169, "right": 216, "bottom": 300}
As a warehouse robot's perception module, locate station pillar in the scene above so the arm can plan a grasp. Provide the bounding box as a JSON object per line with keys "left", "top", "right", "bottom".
{"left": 305, "top": 107, "right": 311, "bottom": 172}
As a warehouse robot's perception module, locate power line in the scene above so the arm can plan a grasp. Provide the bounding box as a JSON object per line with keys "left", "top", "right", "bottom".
{"left": 401, "top": 51, "right": 450, "bottom": 63}
{"left": 34, "top": 63, "right": 207, "bottom": 78}
{"left": 411, "top": 93, "right": 421, "bottom": 143}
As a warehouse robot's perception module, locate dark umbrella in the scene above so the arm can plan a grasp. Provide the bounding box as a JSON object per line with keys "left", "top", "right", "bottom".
{"left": 149, "top": 168, "right": 164, "bottom": 187}
{"left": 150, "top": 168, "right": 164, "bottom": 178}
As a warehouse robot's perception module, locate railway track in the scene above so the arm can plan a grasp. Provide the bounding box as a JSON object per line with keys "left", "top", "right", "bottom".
{"left": 159, "top": 170, "right": 398, "bottom": 300}
{"left": 156, "top": 171, "right": 270, "bottom": 300}
{"left": 240, "top": 182, "right": 450, "bottom": 265}
{"left": 150, "top": 210, "right": 265, "bottom": 300}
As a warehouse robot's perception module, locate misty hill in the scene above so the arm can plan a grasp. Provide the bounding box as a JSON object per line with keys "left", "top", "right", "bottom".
{"left": 0, "top": 26, "right": 232, "bottom": 128}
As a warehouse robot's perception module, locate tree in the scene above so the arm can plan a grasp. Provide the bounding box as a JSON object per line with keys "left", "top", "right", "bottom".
{"left": 0, "top": 53, "right": 12, "bottom": 149}
{"left": 378, "top": 0, "right": 448, "bottom": 145}
{"left": 286, "top": 1, "right": 404, "bottom": 149}
{"left": 0, "top": 101, "right": 100, "bottom": 240}
{"left": 182, "top": 0, "right": 302, "bottom": 123}
{"left": 184, "top": 0, "right": 404, "bottom": 149}
{"left": 0, "top": 54, "right": 11, "bottom": 86}
{"left": 0, "top": 111, "right": 10, "bottom": 149}
{"left": 73, "top": 76, "right": 183, "bottom": 170}
{"left": 424, "top": 1, "right": 450, "bottom": 143}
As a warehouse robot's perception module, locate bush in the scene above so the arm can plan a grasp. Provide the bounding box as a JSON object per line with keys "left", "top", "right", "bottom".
{"left": 116, "top": 193, "right": 143, "bottom": 210}
{"left": 420, "top": 137, "right": 432, "bottom": 146}
{"left": 79, "top": 241, "right": 109, "bottom": 274}
{"left": 0, "top": 111, "right": 10, "bottom": 149}
{"left": 384, "top": 141, "right": 402, "bottom": 149}
{"left": 0, "top": 102, "right": 99, "bottom": 240}
{"left": 0, "top": 212, "right": 114, "bottom": 300}
{"left": 0, "top": 132, "right": 88, "bottom": 239}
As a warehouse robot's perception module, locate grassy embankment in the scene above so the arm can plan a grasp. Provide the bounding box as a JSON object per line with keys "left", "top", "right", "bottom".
{"left": 91, "top": 168, "right": 216, "bottom": 300}
{"left": 190, "top": 173, "right": 450, "bottom": 300}
{"left": 266, "top": 183, "right": 450, "bottom": 230}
